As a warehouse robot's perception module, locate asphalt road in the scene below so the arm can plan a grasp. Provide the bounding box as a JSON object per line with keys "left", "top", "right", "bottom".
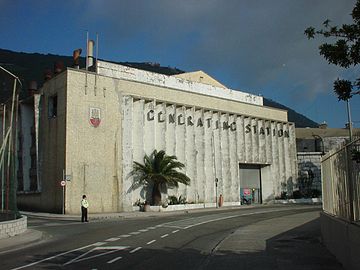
{"left": 0, "top": 205, "right": 344, "bottom": 270}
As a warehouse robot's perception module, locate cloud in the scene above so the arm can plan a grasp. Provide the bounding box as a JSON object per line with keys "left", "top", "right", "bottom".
{"left": 80, "top": 0, "right": 357, "bottom": 102}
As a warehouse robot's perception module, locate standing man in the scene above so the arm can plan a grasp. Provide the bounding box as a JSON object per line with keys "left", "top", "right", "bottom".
{"left": 81, "top": 195, "right": 89, "bottom": 222}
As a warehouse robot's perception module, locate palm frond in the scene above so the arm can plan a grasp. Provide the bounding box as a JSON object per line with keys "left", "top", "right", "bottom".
{"left": 130, "top": 149, "right": 191, "bottom": 191}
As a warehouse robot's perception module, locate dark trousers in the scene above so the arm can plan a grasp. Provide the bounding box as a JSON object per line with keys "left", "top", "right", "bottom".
{"left": 81, "top": 207, "right": 88, "bottom": 222}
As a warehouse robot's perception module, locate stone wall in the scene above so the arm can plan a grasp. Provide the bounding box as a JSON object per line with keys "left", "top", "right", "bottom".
{"left": 0, "top": 216, "right": 27, "bottom": 239}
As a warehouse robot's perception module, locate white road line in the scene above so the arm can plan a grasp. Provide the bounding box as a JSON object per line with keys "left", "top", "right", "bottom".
{"left": 119, "top": 234, "right": 131, "bottom": 238}
{"left": 94, "top": 246, "right": 129, "bottom": 250}
{"left": 64, "top": 246, "right": 128, "bottom": 266}
{"left": 147, "top": 226, "right": 156, "bottom": 230}
{"left": 105, "top": 237, "right": 120, "bottom": 242}
{"left": 161, "top": 234, "right": 169, "bottom": 238}
{"left": 107, "top": 256, "right": 122, "bottom": 264}
{"left": 155, "top": 225, "right": 163, "bottom": 228}
{"left": 146, "top": 240, "right": 156, "bottom": 245}
{"left": 139, "top": 229, "right": 148, "bottom": 232}
{"left": 93, "top": 242, "right": 106, "bottom": 246}
{"left": 74, "top": 250, "right": 119, "bottom": 263}
{"left": 129, "top": 231, "right": 140, "bottom": 235}
{"left": 129, "top": 247, "right": 142, "bottom": 253}
{"left": 172, "top": 230, "right": 179, "bottom": 233}
{"left": 161, "top": 224, "right": 184, "bottom": 229}
{"left": 160, "top": 207, "right": 317, "bottom": 230}
{"left": 10, "top": 242, "right": 105, "bottom": 270}
{"left": 64, "top": 249, "right": 95, "bottom": 266}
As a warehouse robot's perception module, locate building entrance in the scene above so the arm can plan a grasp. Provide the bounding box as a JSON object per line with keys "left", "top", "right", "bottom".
{"left": 239, "top": 164, "right": 262, "bottom": 204}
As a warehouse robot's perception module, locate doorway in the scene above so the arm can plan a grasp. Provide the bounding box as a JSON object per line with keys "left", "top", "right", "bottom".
{"left": 239, "top": 164, "right": 262, "bottom": 204}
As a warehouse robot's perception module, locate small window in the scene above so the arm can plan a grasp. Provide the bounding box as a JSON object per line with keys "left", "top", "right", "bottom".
{"left": 48, "top": 95, "right": 57, "bottom": 118}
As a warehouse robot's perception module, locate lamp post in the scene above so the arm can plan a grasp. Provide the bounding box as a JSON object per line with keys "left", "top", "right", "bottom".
{"left": 346, "top": 99, "right": 353, "bottom": 142}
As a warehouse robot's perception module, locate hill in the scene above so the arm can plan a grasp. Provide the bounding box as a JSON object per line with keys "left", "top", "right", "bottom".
{"left": 0, "top": 48, "right": 318, "bottom": 127}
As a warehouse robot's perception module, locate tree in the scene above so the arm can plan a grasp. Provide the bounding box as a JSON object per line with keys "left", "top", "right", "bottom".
{"left": 130, "top": 150, "right": 190, "bottom": 206}
{"left": 305, "top": 1, "right": 360, "bottom": 101}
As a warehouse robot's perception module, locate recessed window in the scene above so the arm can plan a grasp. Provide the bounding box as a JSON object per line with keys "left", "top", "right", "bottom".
{"left": 48, "top": 95, "right": 57, "bottom": 118}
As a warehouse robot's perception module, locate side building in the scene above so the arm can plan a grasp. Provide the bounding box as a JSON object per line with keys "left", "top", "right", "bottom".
{"left": 296, "top": 123, "right": 360, "bottom": 196}
{"left": 17, "top": 60, "right": 297, "bottom": 214}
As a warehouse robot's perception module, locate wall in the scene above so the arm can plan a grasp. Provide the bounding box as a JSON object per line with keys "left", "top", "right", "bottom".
{"left": 62, "top": 68, "right": 297, "bottom": 213}
{"left": 19, "top": 66, "right": 297, "bottom": 214}
{"left": 121, "top": 96, "right": 297, "bottom": 209}
{"left": 18, "top": 73, "right": 67, "bottom": 213}
{"left": 18, "top": 103, "right": 34, "bottom": 191}
{"left": 297, "top": 152, "right": 322, "bottom": 192}
{"left": 64, "top": 70, "right": 123, "bottom": 214}
{"left": 97, "top": 61, "right": 264, "bottom": 106}
{"left": 321, "top": 212, "right": 360, "bottom": 270}
{"left": 0, "top": 216, "right": 27, "bottom": 239}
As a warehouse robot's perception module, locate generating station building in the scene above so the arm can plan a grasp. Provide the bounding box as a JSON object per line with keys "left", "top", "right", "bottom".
{"left": 15, "top": 57, "right": 297, "bottom": 214}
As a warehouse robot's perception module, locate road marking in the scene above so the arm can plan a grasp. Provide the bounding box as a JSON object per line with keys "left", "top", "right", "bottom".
{"left": 94, "top": 246, "right": 129, "bottom": 250}
{"left": 119, "top": 234, "right": 131, "bottom": 238}
{"left": 161, "top": 234, "right": 169, "bottom": 238}
{"left": 147, "top": 226, "right": 156, "bottom": 230}
{"left": 161, "top": 208, "right": 310, "bottom": 229}
{"left": 105, "top": 237, "right": 120, "bottom": 242}
{"left": 93, "top": 242, "right": 106, "bottom": 246}
{"left": 147, "top": 240, "right": 156, "bottom": 245}
{"left": 10, "top": 242, "right": 106, "bottom": 270}
{"left": 139, "top": 229, "right": 148, "bottom": 232}
{"left": 129, "top": 247, "right": 142, "bottom": 253}
{"left": 64, "top": 246, "right": 128, "bottom": 266}
{"left": 172, "top": 230, "right": 179, "bottom": 233}
{"left": 107, "top": 256, "right": 122, "bottom": 264}
{"left": 129, "top": 231, "right": 140, "bottom": 235}
{"left": 72, "top": 250, "right": 119, "bottom": 264}
{"left": 155, "top": 225, "right": 163, "bottom": 228}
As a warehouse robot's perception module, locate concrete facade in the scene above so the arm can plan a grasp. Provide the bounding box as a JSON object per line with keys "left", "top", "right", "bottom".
{"left": 17, "top": 61, "right": 297, "bottom": 214}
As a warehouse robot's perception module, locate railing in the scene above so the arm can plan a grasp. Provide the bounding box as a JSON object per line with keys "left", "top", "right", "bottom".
{"left": 321, "top": 138, "right": 360, "bottom": 222}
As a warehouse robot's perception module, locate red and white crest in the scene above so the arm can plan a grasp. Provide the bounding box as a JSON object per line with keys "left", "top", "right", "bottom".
{"left": 89, "top": 107, "right": 101, "bottom": 127}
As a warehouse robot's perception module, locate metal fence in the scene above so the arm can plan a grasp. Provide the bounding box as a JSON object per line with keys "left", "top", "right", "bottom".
{"left": 321, "top": 138, "right": 360, "bottom": 222}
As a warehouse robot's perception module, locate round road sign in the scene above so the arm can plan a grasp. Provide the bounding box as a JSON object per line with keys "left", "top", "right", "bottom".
{"left": 60, "top": 180, "right": 66, "bottom": 187}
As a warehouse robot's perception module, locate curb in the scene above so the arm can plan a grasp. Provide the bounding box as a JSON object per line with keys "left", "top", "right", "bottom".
{"left": 0, "top": 229, "right": 44, "bottom": 255}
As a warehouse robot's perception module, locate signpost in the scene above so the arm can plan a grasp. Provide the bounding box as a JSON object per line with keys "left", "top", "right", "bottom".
{"left": 61, "top": 180, "right": 66, "bottom": 214}
{"left": 215, "top": 178, "right": 218, "bottom": 208}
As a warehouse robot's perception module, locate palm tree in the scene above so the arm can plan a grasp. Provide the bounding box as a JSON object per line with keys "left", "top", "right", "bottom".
{"left": 130, "top": 150, "right": 190, "bottom": 206}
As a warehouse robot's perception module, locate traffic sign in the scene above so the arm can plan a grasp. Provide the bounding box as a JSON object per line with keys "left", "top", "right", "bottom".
{"left": 60, "top": 180, "right": 66, "bottom": 187}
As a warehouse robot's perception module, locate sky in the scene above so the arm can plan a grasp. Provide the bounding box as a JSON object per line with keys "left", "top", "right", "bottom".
{"left": 0, "top": 0, "right": 359, "bottom": 128}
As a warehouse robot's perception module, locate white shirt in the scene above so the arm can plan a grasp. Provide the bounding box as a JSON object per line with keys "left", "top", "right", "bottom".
{"left": 81, "top": 199, "right": 89, "bottom": 208}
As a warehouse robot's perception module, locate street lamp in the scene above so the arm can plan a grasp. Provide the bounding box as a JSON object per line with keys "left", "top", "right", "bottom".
{"left": 346, "top": 99, "right": 353, "bottom": 142}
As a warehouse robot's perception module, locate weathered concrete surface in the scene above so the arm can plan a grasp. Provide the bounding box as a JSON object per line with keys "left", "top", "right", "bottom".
{"left": 321, "top": 212, "right": 360, "bottom": 270}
